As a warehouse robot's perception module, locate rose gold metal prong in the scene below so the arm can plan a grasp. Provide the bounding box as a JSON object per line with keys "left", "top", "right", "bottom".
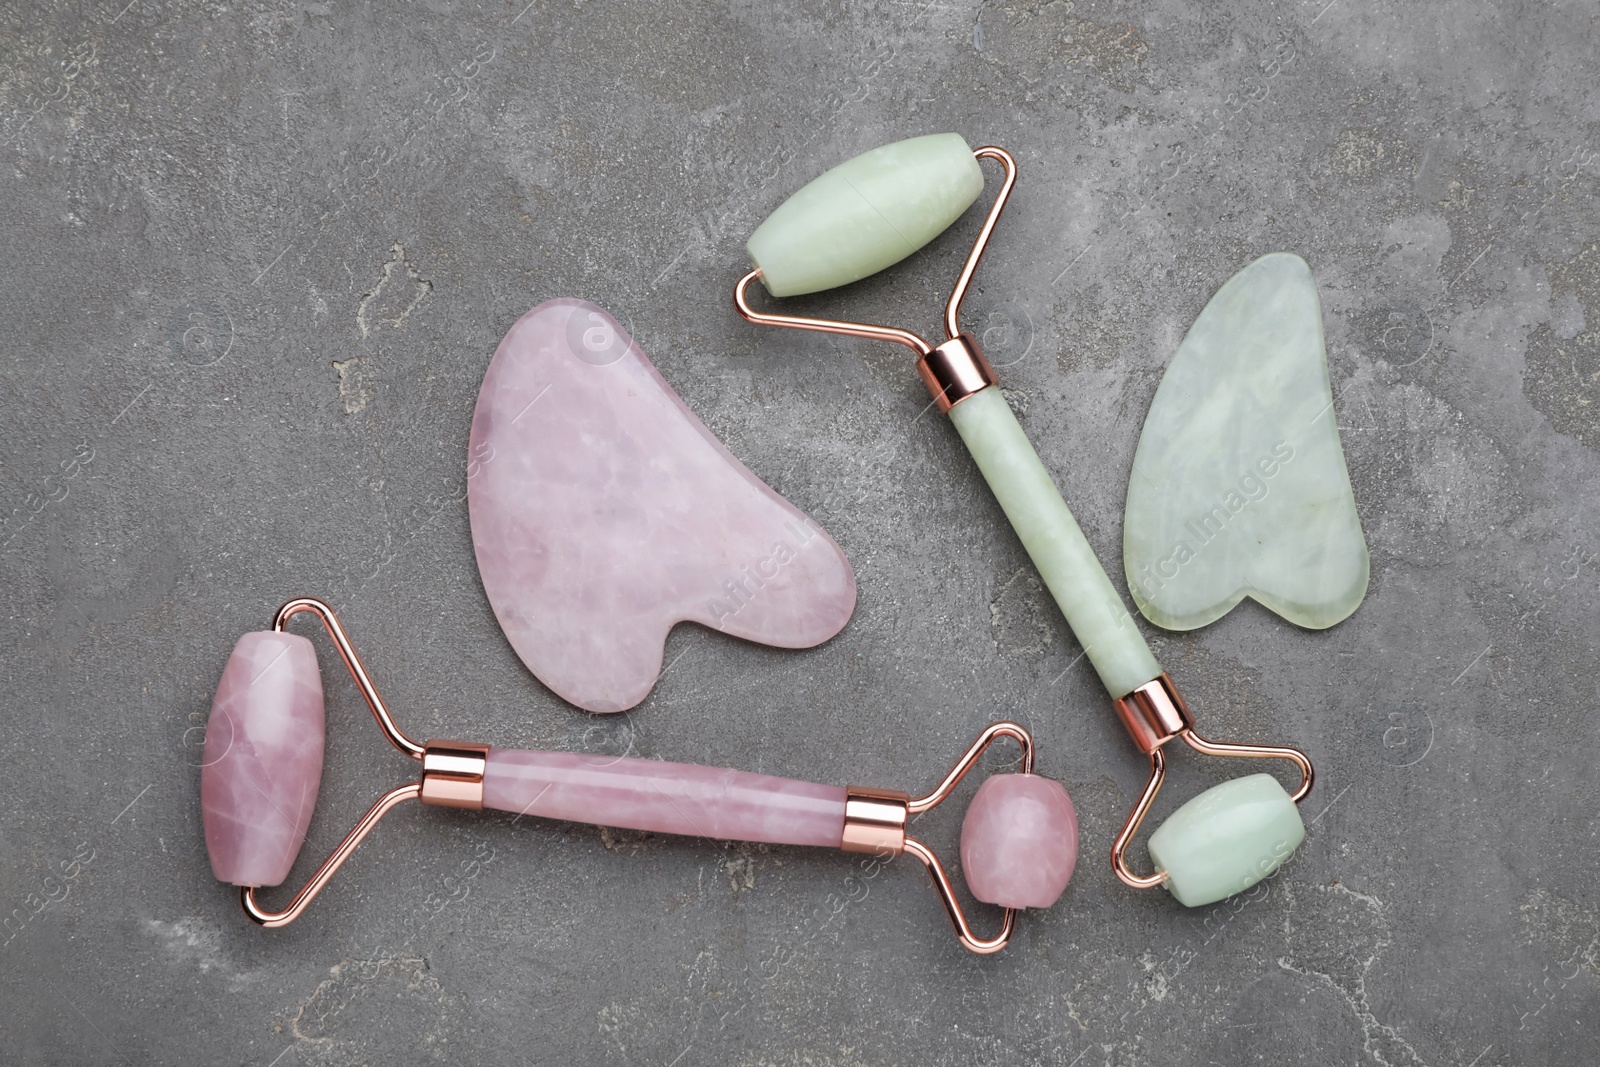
{"left": 943, "top": 146, "right": 1018, "bottom": 341}
{"left": 733, "top": 268, "right": 932, "bottom": 356}
{"left": 902, "top": 838, "right": 1016, "bottom": 955}
{"left": 1180, "top": 728, "right": 1316, "bottom": 803}
{"left": 1108, "top": 675, "right": 1316, "bottom": 889}
{"left": 273, "top": 596, "right": 425, "bottom": 760}
{"left": 241, "top": 782, "right": 420, "bottom": 927}
{"left": 908, "top": 720, "right": 1034, "bottom": 814}
{"left": 1110, "top": 748, "right": 1171, "bottom": 889}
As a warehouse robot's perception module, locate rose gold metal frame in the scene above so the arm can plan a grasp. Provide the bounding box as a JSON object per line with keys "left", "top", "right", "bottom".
{"left": 732, "top": 146, "right": 1019, "bottom": 411}
{"left": 242, "top": 597, "right": 487, "bottom": 927}
{"left": 1107, "top": 674, "right": 1315, "bottom": 890}
{"left": 840, "top": 721, "right": 1035, "bottom": 955}
{"left": 840, "top": 786, "right": 910, "bottom": 856}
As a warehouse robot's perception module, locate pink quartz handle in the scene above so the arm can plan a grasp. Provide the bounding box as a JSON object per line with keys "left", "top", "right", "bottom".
{"left": 483, "top": 749, "right": 846, "bottom": 848}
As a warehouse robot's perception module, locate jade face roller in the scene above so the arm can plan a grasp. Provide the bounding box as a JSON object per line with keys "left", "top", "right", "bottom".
{"left": 200, "top": 597, "right": 1078, "bottom": 953}
{"left": 732, "top": 133, "right": 1315, "bottom": 907}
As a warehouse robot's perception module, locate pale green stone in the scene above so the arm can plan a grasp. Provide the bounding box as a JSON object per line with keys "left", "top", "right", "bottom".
{"left": 1123, "top": 252, "right": 1369, "bottom": 631}
{"left": 748, "top": 133, "right": 984, "bottom": 297}
{"left": 1147, "top": 772, "right": 1305, "bottom": 907}
{"left": 949, "top": 388, "right": 1162, "bottom": 698}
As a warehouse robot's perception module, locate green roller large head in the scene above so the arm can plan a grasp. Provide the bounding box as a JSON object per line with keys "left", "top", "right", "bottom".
{"left": 747, "top": 133, "right": 986, "bottom": 297}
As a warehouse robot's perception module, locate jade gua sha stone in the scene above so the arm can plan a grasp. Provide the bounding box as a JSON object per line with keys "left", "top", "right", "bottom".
{"left": 1123, "top": 253, "right": 1369, "bottom": 632}
{"left": 468, "top": 298, "right": 856, "bottom": 714}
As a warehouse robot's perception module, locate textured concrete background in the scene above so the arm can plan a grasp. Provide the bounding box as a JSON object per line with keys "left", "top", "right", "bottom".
{"left": 2, "top": 0, "right": 1597, "bottom": 1063}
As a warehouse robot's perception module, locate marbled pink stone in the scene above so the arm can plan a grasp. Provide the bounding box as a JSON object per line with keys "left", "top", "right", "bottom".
{"left": 468, "top": 298, "right": 856, "bottom": 714}
{"left": 483, "top": 748, "right": 847, "bottom": 848}
{"left": 200, "top": 631, "right": 326, "bottom": 887}
{"left": 959, "top": 774, "right": 1078, "bottom": 909}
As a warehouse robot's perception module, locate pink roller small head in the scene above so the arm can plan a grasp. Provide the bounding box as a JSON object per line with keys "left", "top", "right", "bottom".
{"left": 960, "top": 774, "right": 1079, "bottom": 909}
{"left": 200, "top": 631, "right": 325, "bottom": 887}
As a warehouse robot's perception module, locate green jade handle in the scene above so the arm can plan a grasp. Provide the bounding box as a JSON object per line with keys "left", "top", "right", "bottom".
{"left": 741, "top": 133, "right": 1160, "bottom": 697}
{"left": 948, "top": 388, "right": 1161, "bottom": 698}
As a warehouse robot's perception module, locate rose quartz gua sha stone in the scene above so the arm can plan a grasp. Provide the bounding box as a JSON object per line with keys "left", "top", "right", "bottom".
{"left": 200, "top": 631, "right": 325, "bottom": 886}
{"left": 468, "top": 298, "right": 856, "bottom": 713}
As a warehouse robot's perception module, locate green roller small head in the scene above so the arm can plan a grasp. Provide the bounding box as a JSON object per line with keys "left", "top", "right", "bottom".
{"left": 747, "top": 133, "right": 985, "bottom": 297}
{"left": 1146, "top": 773, "right": 1307, "bottom": 908}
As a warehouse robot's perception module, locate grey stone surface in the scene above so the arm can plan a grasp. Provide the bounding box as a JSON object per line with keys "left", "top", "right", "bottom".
{"left": 1, "top": 0, "right": 1597, "bottom": 1063}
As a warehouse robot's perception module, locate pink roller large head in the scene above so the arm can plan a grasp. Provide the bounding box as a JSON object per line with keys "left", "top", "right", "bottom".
{"left": 200, "top": 631, "right": 326, "bottom": 887}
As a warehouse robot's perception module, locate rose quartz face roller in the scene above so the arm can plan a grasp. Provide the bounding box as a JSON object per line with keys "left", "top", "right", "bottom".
{"left": 201, "top": 597, "right": 1079, "bottom": 954}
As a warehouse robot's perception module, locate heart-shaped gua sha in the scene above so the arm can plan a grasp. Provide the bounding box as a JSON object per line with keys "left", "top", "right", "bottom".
{"left": 468, "top": 299, "right": 856, "bottom": 713}
{"left": 1123, "top": 253, "right": 1369, "bottom": 631}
